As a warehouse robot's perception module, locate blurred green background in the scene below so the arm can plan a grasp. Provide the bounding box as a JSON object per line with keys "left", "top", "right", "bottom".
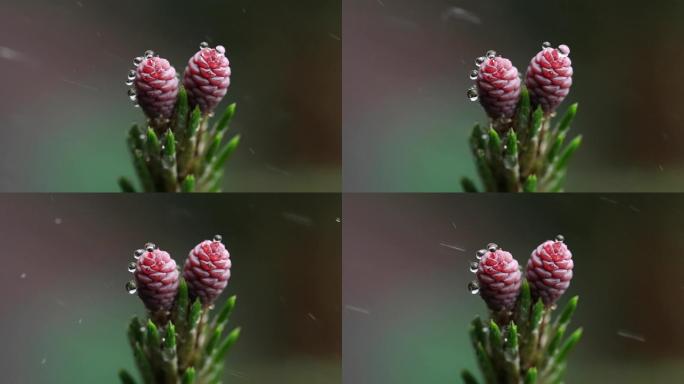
{"left": 343, "top": 194, "right": 684, "bottom": 383}
{"left": 343, "top": 0, "right": 684, "bottom": 192}
{"left": 0, "top": 194, "right": 341, "bottom": 383}
{"left": 0, "top": 0, "right": 340, "bottom": 192}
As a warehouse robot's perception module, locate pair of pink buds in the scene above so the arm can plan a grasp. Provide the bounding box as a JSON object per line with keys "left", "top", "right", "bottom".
{"left": 127, "top": 235, "right": 231, "bottom": 312}
{"left": 468, "top": 42, "right": 573, "bottom": 119}
{"left": 470, "top": 235, "right": 574, "bottom": 311}
{"left": 127, "top": 43, "right": 231, "bottom": 122}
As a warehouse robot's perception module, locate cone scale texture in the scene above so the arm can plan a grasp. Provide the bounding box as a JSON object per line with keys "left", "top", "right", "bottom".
{"left": 133, "top": 248, "right": 180, "bottom": 312}
{"left": 476, "top": 248, "right": 522, "bottom": 311}
{"left": 183, "top": 238, "right": 232, "bottom": 305}
{"left": 525, "top": 44, "right": 573, "bottom": 113}
{"left": 183, "top": 45, "right": 231, "bottom": 114}
{"left": 476, "top": 56, "right": 521, "bottom": 119}
{"left": 526, "top": 239, "right": 574, "bottom": 305}
{"left": 133, "top": 56, "right": 179, "bottom": 120}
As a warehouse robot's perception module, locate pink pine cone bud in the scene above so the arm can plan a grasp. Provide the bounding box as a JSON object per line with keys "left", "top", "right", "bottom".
{"left": 525, "top": 44, "right": 573, "bottom": 113}
{"left": 476, "top": 247, "right": 522, "bottom": 311}
{"left": 183, "top": 236, "right": 232, "bottom": 305}
{"left": 526, "top": 238, "right": 574, "bottom": 305}
{"left": 474, "top": 55, "right": 521, "bottom": 119}
{"left": 183, "top": 44, "right": 231, "bottom": 114}
{"left": 133, "top": 56, "right": 179, "bottom": 120}
{"left": 133, "top": 246, "right": 179, "bottom": 312}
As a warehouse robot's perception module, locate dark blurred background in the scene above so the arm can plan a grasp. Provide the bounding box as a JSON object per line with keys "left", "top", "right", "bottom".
{"left": 0, "top": 194, "right": 341, "bottom": 383}
{"left": 0, "top": 0, "right": 340, "bottom": 192}
{"left": 344, "top": 194, "right": 684, "bottom": 383}
{"left": 343, "top": 0, "right": 684, "bottom": 192}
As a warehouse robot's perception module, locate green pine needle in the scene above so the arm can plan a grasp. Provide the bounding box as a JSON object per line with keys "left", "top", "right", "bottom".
{"left": 181, "top": 175, "right": 196, "bottom": 193}
{"left": 530, "top": 106, "right": 544, "bottom": 138}
{"left": 556, "top": 296, "right": 579, "bottom": 329}
{"left": 461, "top": 177, "right": 479, "bottom": 193}
{"left": 212, "top": 134, "right": 241, "bottom": 172}
{"left": 165, "top": 322, "right": 176, "bottom": 350}
{"left": 506, "top": 129, "right": 518, "bottom": 158}
{"left": 118, "top": 369, "right": 137, "bottom": 384}
{"left": 189, "top": 299, "right": 202, "bottom": 329}
{"left": 146, "top": 320, "right": 160, "bottom": 348}
{"left": 506, "top": 322, "right": 518, "bottom": 351}
{"left": 515, "top": 86, "right": 531, "bottom": 140}
{"left": 524, "top": 367, "right": 538, "bottom": 384}
{"left": 556, "top": 103, "right": 578, "bottom": 136}
{"left": 555, "top": 135, "right": 582, "bottom": 173}
{"left": 523, "top": 175, "right": 537, "bottom": 192}
{"left": 488, "top": 128, "right": 502, "bottom": 155}
{"left": 182, "top": 367, "right": 196, "bottom": 384}
{"left": 215, "top": 295, "right": 237, "bottom": 326}
{"left": 118, "top": 177, "right": 136, "bottom": 193}
{"left": 128, "top": 317, "right": 144, "bottom": 348}
{"left": 212, "top": 327, "right": 241, "bottom": 364}
{"left": 146, "top": 128, "right": 161, "bottom": 155}
{"left": 188, "top": 106, "right": 202, "bottom": 137}
{"left": 461, "top": 369, "right": 480, "bottom": 384}
{"left": 174, "top": 87, "right": 189, "bottom": 134}
{"left": 555, "top": 328, "right": 583, "bottom": 364}
{"left": 165, "top": 130, "right": 176, "bottom": 158}
{"left": 214, "top": 102, "right": 237, "bottom": 135}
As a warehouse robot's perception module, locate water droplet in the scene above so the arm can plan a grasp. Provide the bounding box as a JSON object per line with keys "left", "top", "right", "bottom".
{"left": 144, "top": 50, "right": 154, "bottom": 58}
{"left": 469, "top": 69, "right": 478, "bottom": 80}
{"left": 213, "top": 234, "right": 223, "bottom": 242}
{"left": 144, "top": 242, "right": 156, "bottom": 252}
{"left": 216, "top": 45, "right": 226, "bottom": 54}
{"left": 542, "top": 41, "right": 552, "bottom": 49}
{"left": 133, "top": 56, "right": 143, "bottom": 65}
{"left": 487, "top": 243, "right": 498, "bottom": 252}
{"left": 128, "top": 262, "right": 137, "bottom": 273}
{"left": 486, "top": 50, "right": 496, "bottom": 59}
{"left": 467, "top": 87, "right": 478, "bottom": 101}
{"left": 200, "top": 41, "right": 209, "bottom": 49}
{"left": 476, "top": 249, "right": 486, "bottom": 260}
{"left": 469, "top": 261, "right": 479, "bottom": 273}
{"left": 555, "top": 234, "right": 565, "bottom": 242}
{"left": 468, "top": 281, "right": 480, "bottom": 294}
{"left": 128, "top": 69, "right": 136, "bottom": 78}
{"left": 128, "top": 89, "right": 137, "bottom": 101}
{"left": 133, "top": 103, "right": 140, "bottom": 108}
{"left": 20, "top": 272, "right": 27, "bottom": 279}
{"left": 475, "top": 56, "right": 486, "bottom": 67}
{"left": 126, "top": 281, "right": 137, "bottom": 294}
{"left": 125, "top": 80, "right": 133, "bottom": 86}
{"left": 558, "top": 44, "right": 570, "bottom": 57}
{"left": 335, "top": 217, "right": 341, "bottom": 223}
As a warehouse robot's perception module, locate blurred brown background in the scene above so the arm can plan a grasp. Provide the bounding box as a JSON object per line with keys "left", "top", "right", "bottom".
{"left": 343, "top": 0, "right": 684, "bottom": 191}
{"left": 0, "top": 194, "right": 341, "bottom": 383}
{"left": 344, "top": 194, "right": 684, "bottom": 383}
{"left": 0, "top": 0, "right": 340, "bottom": 192}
